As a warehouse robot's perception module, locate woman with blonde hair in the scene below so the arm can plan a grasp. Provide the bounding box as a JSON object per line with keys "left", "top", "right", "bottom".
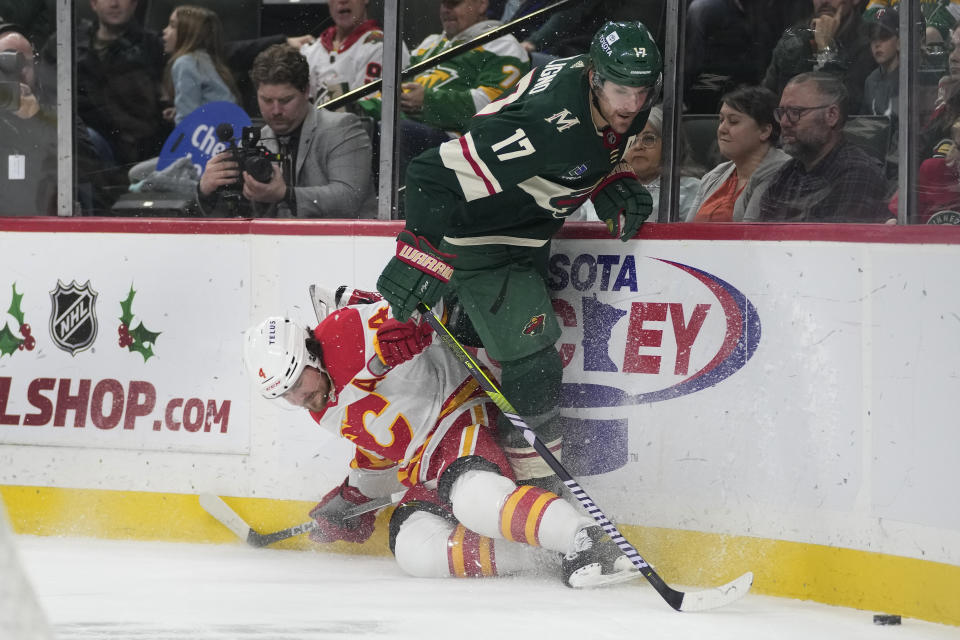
{"left": 162, "top": 5, "right": 239, "bottom": 123}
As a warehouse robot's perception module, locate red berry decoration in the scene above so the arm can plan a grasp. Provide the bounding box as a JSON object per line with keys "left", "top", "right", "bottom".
{"left": 19, "top": 323, "right": 31, "bottom": 337}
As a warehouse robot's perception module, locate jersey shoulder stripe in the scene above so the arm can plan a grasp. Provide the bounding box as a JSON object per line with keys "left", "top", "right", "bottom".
{"left": 439, "top": 132, "right": 502, "bottom": 201}
{"left": 475, "top": 68, "right": 535, "bottom": 116}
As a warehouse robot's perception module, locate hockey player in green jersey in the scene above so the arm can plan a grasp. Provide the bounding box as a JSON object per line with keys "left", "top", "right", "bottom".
{"left": 377, "top": 21, "right": 663, "bottom": 493}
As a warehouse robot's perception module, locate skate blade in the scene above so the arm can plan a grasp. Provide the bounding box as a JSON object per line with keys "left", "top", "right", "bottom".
{"left": 567, "top": 557, "right": 640, "bottom": 589}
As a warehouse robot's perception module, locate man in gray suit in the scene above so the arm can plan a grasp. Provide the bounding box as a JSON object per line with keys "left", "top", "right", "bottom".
{"left": 198, "top": 44, "right": 375, "bottom": 217}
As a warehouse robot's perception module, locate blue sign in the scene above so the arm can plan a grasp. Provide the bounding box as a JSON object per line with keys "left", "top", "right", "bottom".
{"left": 156, "top": 102, "right": 252, "bottom": 175}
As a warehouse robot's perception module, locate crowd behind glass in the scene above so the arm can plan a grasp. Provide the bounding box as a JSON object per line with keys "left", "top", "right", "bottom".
{"left": 0, "top": 0, "right": 954, "bottom": 225}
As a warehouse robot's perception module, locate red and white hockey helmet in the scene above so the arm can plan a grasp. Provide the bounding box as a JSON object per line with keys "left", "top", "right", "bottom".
{"left": 242, "top": 316, "right": 321, "bottom": 399}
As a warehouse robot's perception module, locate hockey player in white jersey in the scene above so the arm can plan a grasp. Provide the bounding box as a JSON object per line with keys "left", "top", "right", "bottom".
{"left": 242, "top": 288, "right": 636, "bottom": 587}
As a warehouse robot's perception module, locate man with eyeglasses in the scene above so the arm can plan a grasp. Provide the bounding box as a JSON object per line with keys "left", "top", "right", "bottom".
{"left": 763, "top": 0, "right": 876, "bottom": 115}
{"left": 758, "top": 71, "right": 888, "bottom": 222}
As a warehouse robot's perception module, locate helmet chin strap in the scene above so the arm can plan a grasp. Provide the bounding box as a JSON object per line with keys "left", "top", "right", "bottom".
{"left": 310, "top": 354, "right": 338, "bottom": 405}
{"left": 324, "top": 370, "right": 337, "bottom": 405}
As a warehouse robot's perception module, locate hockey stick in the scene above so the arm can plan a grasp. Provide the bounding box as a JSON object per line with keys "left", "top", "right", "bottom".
{"left": 416, "top": 301, "right": 753, "bottom": 612}
{"left": 198, "top": 491, "right": 401, "bottom": 548}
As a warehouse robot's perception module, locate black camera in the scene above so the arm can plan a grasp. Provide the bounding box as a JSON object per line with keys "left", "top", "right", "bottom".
{"left": 214, "top": 123, "right": 281, "bottom": 203}
{"left": 0, "top": 50, "right": 24, "bottom": 112}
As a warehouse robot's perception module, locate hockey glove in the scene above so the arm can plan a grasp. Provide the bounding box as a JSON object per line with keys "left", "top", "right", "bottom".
{"left": 376, "top": 230, "right": 455, "bottom": 322}
{"left": 591, "top": 169, "right": 653, "bottom": 242}
{"left": 374, "top": 317, "right": 433, "bottom": 368}
{"left": 308, "top": 478, "right": 376, "bottom": 544}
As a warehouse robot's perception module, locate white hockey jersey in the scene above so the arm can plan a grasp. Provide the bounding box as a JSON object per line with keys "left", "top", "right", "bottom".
{"left": 300, "top": 19, "right": 411, "bottom": 104}
{"left": 308, "top": 299, "right": 496, "bottom": 491}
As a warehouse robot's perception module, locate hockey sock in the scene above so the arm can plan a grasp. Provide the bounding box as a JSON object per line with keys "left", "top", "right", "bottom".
{"left": 393, "top": 510, "right": 554, "bottom": 578}
{"left": 497, "top": 346, "right": 564, "bottom": 482}
{"left": 449, "top": 469, "right": 591, "bottom": 555}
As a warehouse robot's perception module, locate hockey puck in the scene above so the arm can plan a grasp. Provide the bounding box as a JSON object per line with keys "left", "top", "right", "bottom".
{"left": 873, "top": 614, "right": 901, "bottom": 625}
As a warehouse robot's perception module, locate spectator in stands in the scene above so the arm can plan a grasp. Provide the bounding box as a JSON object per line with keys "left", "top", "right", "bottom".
{"left": 762, "top": 0, "right": 876, "bottom": 115}
{"left": 865, "top": 0, "right": 960, "bottom": 43}
{"left": 161, "top": 5, "right": 238, "bottom": 124}
{"left": 625, "top": 105, "right": 702, "bottom": 220}
{"left": 920, "top": 23, "right": 960, "bottom": 155}
{"left": 76, "top": 0, "right": 169, "bottom": 167}
{"left": 861, "top": 6, "right": 900, "bottom": 118}
{"left": 357, "top": 0, "right": 529, "bottom": 180}
{"left": 509, "top": 0, "right": 664, "bottom": 58}
{"left": 571, "top": 105, "right": 701, "bottom": 222}
{"left": 684, "top": 0, "right": 810, "bottom": 114}
{"left": 860, "top": 3, "right": 945, "bottom": 125}
{"left": 859, "top": 6, "right": 903, "bottom": 188}
{"left": 888, "top": 115, "right": 960, "bottom": 223}
{"left": 197, "top": 45, "right": 375, "bottom": 218}
{"left": 0, "top": 0, "right": 53, "bottom": 45}
{"left": 300, "top": 0, "right": 409, "bottom": 105}
{"left": 758, "top": 72, "right": 888, "bottom": 222}
{"left": 74, "top": 0, "right": 312, "bottom": 159}
{"left": 0, "top": 26, "right": 56, "bottom": 215}
{"left": 687, "top": 86, "right": 790, "bottom": 222}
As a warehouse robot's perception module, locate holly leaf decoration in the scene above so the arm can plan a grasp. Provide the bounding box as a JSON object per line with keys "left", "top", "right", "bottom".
{"left": 7, "top": 283, "right": 24, "bottom": 327}
{"left": 118, "top": 285, "right": 161, "bottom": 362}
{"left": 119, "top": 286, "right": 136, "bottom": 327}
{"left": 129, "top": 322, "right": 161, "bottom": 348}
{"left": 128, "top": 337, "right": 156, "bottom": 361}
{"left": 0, "top": 322, "right": 22, "bottom": 357}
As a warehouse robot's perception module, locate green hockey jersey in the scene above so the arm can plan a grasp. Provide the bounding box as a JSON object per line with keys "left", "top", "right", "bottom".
{"left": 404, "top": 54, "right": 650, "bottom": 246}
{"left": 358, "top": 20, "right": 530, "bottom": 132}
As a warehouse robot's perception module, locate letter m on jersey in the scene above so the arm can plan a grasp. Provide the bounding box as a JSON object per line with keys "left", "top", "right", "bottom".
{"left": 544, "top": 109, "right": 580, "bottom": 132}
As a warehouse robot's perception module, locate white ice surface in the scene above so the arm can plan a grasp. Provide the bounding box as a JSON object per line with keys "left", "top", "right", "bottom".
{"left": 15, "top": 535, "right": 958, "bottom": 640}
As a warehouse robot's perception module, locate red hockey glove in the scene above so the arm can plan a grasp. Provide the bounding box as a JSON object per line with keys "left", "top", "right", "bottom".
{"left": 308, "top": 478, "right": 376, "bottom": 544}
{"left": 374, "top": 318, "right": 433, "bottom": 368}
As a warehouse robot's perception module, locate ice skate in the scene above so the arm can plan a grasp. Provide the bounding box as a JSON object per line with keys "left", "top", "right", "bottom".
{"left": 561, "top": 525, "right": 638, "bottom": 588}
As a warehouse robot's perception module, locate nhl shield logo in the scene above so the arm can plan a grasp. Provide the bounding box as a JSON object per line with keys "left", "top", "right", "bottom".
{"left": 49, "top": 280, "right": 98, "bottom": 356}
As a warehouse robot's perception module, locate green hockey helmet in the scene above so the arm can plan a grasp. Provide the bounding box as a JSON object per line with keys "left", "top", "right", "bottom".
{"left": 590, "top": 21, "right": 663, "bottom": 91}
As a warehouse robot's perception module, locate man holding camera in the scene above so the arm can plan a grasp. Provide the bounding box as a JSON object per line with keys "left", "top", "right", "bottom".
{"left": 0, "top": 23, "right": 56, "bottom": 216}
{"left": 198, "top": 44, "right": 376, "bottom": 218}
